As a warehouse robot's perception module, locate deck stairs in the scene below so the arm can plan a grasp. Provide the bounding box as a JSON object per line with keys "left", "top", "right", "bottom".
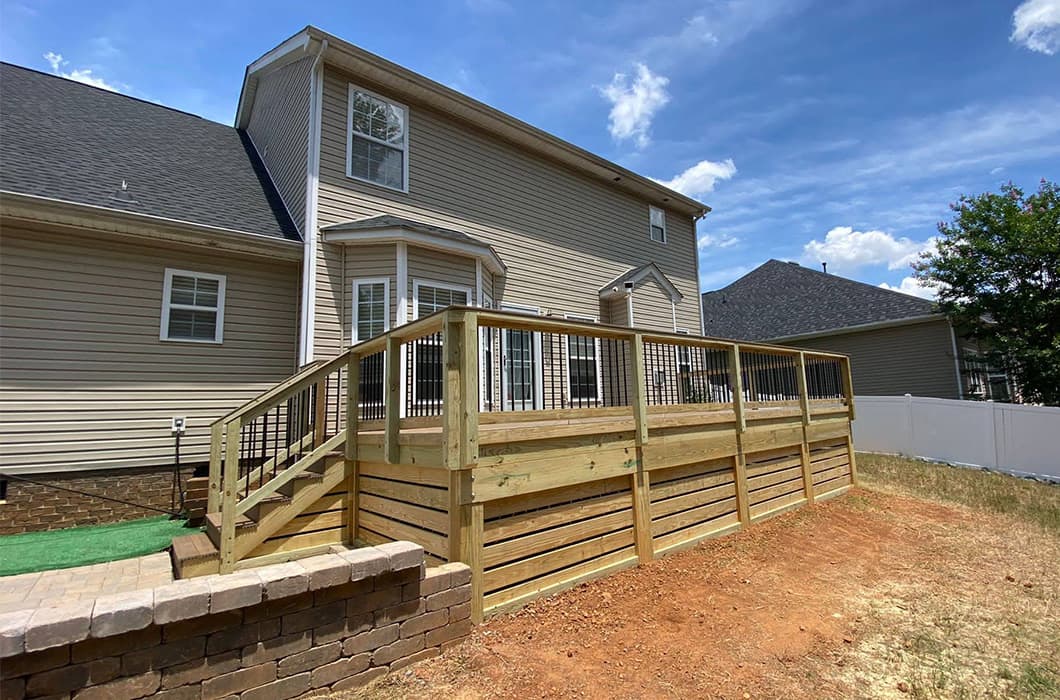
{"left": 171, "top": 351, "right": 354, "bottom": 577}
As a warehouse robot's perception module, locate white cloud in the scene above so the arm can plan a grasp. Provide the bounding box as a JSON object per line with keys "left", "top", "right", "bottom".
{"left": 879, "top": 277, "right": 936, "bottom": 300}
{"left": 600, "top": 63, "right": 669, "bottom": 148}
{"left": 699, "top": 263, "right": 756, "bottom": 290}
{"left": 43, "top": 51, "right": 119, "bottom": 92}
{"left": 801, "top": 226, "right": 936, "bottom": 273}
{"left": 655, "top": 158, "right": 737, "bottom": 198}
{"left": 1011, "top": 0, "right": 1060, "bottom": 55}
{"left": 698, "top": 232, "right": 740, "bottom": 250}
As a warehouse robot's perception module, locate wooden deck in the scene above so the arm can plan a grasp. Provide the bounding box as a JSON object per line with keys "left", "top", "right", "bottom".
{"left": 186, "top": 307, "right": 857, "bottom": 622}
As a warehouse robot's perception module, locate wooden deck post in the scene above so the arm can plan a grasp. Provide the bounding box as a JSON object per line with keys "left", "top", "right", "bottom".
{"left": 345, "top": 351, "right": 360, "bottom": 544}
{"left": 219, "top": 417, "right": 241, "bottom": 573}
{"left": 841, "top": 356, "right": 858, "bottom": 485}
{"left": 207, "top": 421, "right": 222, "bottom": 514}
{"left": 728, "top": 345, "right": 751, "bottom": 526}
{"left": 384, "top": 336, "right": 402, "bottom": 464}
{"left": 629, "top": 333, "right": 653, "bottom": 563}
{"left": 313, "top": 378, "right": 327, "bottom": 445}
{"left": 442, "top": 310, "right": 485, "bottom": 622}
{"left": 796, "top": 352, "right": 815, "bottom": 503}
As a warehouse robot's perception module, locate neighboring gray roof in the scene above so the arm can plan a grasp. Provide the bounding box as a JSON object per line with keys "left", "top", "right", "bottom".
{"left": 600, "top": 262, "right": 683, "bottom": 301}
{"left": 701, "top": 259, "right": 938, "bottom": 341}
{"left": 0, "top": 63, "right": 299, "bottom": 241}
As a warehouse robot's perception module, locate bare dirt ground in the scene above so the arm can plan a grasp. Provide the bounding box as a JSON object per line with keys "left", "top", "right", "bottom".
{"left": 337, "top": 482, "right": 1059, "bottom": 699}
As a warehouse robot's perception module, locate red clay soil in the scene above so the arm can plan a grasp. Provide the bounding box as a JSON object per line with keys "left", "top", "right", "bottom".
{"left": 345, "top": 489, "right": 1057, "bottom": 700}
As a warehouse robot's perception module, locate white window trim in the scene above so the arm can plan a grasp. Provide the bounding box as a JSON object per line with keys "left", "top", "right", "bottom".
{"left": 649, "top": 205, "right": 667, "bottom": 244}
{"left": 411, "top": 280, "right": 473, "bottom": 320}
{"left": 346, "top": 83, "right": 410, "bottom": 194}
{"left": 410, "top": 280, "right": 473, "bottom": 406}
{"left": 563, "top": 314, "right": 603, "bottom": 406}
{"left": 479, "top": 290, "right": 495, "bottom": 412}
{"left": 351, "top": 277, "right": 391, "bottom": 344}
{"left": 160, "top": 268, "right": 225, "bottom": 344}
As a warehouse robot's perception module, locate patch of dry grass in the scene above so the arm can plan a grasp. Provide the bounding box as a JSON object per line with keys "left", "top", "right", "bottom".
{"left": 857, "top": 452, "right": 1060, "bottom": 534}
{"left": 835, "top": 454, "right": 1060, "bottom": 698}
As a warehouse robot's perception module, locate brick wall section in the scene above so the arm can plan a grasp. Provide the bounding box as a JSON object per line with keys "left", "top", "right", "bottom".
{"left": 0, "top": 466, "right": 200, "bottom": 535}
{"left": 0, "top": 543, "right": 472, "bottom": 699}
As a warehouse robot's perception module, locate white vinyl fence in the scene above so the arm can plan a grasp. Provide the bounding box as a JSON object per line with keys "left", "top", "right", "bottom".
{"left": 852, "top": 395, "right": 1060, "bottom": 481}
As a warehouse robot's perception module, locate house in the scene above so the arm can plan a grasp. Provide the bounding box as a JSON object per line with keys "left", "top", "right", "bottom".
{"left": 700, "top": 260, "right": 1009, "bottom": 400}
{"left": 1, "top": 28, "right": 861, "bottom": 616}
{"left": 0, "top": 26, "right": 708, "bottom": 530}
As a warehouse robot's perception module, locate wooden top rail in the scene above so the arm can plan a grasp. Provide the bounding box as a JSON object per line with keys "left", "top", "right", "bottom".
{"left": 216, "top": 350, "right": 351, "bottom": 427}
{"left": 352, "top": 311, "right": 447, "bottom": 356}
{"left": 464, "top": 307, "right": 849, "bottom": 361}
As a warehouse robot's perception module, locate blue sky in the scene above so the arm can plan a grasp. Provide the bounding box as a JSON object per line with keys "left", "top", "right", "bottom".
{"left": 2, "top": 0, "right": 1057, "bottom": 297}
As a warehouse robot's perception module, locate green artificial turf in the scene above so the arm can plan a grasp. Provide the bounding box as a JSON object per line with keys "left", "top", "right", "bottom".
{"left": 0, "top": 516, "right": 194, "bottom": 576}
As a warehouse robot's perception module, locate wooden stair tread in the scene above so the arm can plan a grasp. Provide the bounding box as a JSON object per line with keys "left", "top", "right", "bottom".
{"left": 172, "top": 532, "right": 218, "bottom": 561}
{"left": 205, "top": 512, "right": 256, "bottom": 530}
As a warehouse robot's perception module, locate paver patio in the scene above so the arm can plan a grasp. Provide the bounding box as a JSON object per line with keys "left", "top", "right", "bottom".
{"left": 0, "top": 553, "right": 172, "bottom": 614}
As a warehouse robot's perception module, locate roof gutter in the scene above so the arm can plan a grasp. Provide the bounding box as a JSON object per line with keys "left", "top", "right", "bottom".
{"left": 297, "top": 37, "right": 328, "bottom": 366}
{"left": 0, "top": 190, "right": 302, "bottom": 261}
{"left": 763, "top": 313, "right": 944, "bottom": 344}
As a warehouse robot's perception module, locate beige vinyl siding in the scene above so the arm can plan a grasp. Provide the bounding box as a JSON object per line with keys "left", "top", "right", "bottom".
{"left": 245, "top": 56, "right": 313, "bottom": 234}
{"left": 313, "top": 64, "right": 702, "bottom": 347}
{"left": 315, "top": 242, "right": 345, "bottom": 358}
{"left": 630, "top": 278, "right": 675, "bottom": 333}
{"left": 781, "top": 319, "right": 960, "bottom": 399}
{"left": 0, "top": 225, "right": 299, "bottom": 474}
{"left": 343, "top": 244, "right": 397, "bottom": 344}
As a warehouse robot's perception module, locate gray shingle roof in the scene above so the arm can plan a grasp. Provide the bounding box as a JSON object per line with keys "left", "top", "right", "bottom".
{"left": 0, "top": 63, "right": 299, "bottom": 241}
{"left": 321, "top": 214, "right": 487, "bottom": 246}
{"left": 701, "top": 259, "right": 937, "bottom": 341}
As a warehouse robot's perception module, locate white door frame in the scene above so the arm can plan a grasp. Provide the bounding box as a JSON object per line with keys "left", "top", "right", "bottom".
{"left": 500, "top": 302, "right": 543, "bottom": 410}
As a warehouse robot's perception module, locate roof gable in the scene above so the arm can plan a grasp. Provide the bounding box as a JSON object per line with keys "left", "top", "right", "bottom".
{"left": 0, "top": 63, "right": 299, "bottom": 242}
{"left": 701, "top": 260, "right": 937, "bottom": 341}
{"left": 600, "top": 262, "right": 683, "bottom": 302}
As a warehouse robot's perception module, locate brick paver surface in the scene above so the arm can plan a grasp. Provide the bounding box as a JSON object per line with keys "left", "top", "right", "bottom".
{"left": 0, "top": 553, "right": 172, "bottom": 613}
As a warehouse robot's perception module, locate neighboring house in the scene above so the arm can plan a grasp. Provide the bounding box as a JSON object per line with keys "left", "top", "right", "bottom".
{"left": 0, "top": 26, "right": 708, "bottom": 529}
{"left": 700, "top": 260, "right": 1008, "bottom": 400}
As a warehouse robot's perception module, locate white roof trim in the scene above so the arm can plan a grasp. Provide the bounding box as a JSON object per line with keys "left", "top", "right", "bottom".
{"left": 321, "top": 226, "right": 506, "bottom": 276}
{"left": 235, "top": 28, "right": 317, "bottom": 129}
{"left": 0, "top": 190, "right": 302, "bottom": 260}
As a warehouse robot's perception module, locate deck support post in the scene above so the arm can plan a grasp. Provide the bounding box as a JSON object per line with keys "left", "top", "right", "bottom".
{"left": 219, "top": 417, "right": 241, "bottom": 574}
{"left": 345, "top": 351, "right": 361, "bottom": 544}
{"left": 384, "top": 336, "right": 402, "bottom": 464}
{"left": 444, "top": 310, "right": 484, "bottom": 621}
{"left": 207, "top": 421, "right": 222, "bottom": 514}
{"left": 796, "top": 352, "right": 815, "bottom": 503}
{"left": 841, "top": 356, "right": 858, "bottom": 484}
{"left": 629, "top": 333, "right": 654, "bottom": 563}
{"left": 728, "top": 345, "right": 751, "bottom": 526}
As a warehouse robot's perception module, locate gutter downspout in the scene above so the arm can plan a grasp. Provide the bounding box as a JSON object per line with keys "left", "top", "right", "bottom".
{"left": 692, "top": 210, "right": 709, "bottom": 335}
{"left": 949, "top": 322, "right": 964, "bottom": 400}
{"left": 298, "top": 38, "right": 328, "bottom": 367}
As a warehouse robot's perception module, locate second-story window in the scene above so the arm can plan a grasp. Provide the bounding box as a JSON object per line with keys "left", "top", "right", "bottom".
{"left": 649, "top": 205, "right": 667, "bottom": 243}
{"left": 347, "top": 85, "right": 408, "bottom": 191}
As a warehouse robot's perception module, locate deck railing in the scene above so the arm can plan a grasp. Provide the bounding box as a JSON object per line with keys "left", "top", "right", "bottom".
{"left": 207, "top": 307, "right": 854, "bottom": 575}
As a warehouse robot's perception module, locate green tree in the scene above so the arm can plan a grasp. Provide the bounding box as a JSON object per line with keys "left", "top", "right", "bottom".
{"left": 914, "top": 179, "right": 1060, "bottom": 405}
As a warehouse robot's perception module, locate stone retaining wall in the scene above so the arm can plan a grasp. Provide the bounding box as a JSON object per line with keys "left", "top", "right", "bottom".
{"left": 0, "top": 543, "right": 472, "bottom": 699}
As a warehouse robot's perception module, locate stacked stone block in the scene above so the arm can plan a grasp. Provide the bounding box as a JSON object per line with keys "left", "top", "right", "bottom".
{"left": 0, "top": 542, "right": 472, "bottom": 699}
